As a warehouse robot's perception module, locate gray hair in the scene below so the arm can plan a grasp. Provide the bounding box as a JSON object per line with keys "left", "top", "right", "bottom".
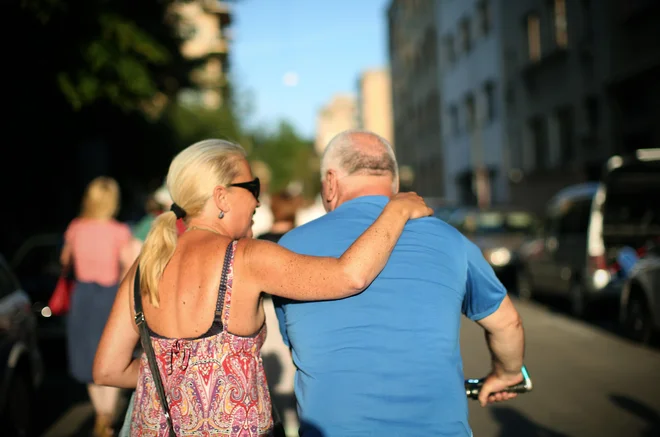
{"left": 320, "top": 129, "right": 399, "bottom": 192}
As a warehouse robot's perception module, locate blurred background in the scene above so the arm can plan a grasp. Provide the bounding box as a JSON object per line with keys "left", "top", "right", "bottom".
{"left": 1, "top": 0, "right": 660, "bottom": 436}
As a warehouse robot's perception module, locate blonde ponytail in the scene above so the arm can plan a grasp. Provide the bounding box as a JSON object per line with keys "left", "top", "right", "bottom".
{"left": 138, "top": 211, "right": 179, "bottom": 307}
{"left": 136, "top": 138, "right": 247, "bottom": 307}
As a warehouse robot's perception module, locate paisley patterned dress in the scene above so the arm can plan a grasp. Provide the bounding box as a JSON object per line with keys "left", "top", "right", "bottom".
{"left": 131, "top": 240, "right": 273, "bottom": 436}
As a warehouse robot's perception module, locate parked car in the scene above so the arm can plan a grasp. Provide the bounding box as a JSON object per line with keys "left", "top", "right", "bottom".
{"left": 517, "top": 152, "right": 660, "bottom": 318}
{"left": 10, "top": 234, "right": 66, "bottom": 339}
{"left": 0, "top": 254, "right": 43, "bottom": 436}
{"left": 447, "top": 206, "right": 539, "bottom": 288}
{"left": 620, "top": 250, "right": 660, "bottom": 344}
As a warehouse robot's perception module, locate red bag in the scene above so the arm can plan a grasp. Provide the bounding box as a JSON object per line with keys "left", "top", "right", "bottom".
{"left": 48, "top": 276, "right": 74, "bottom": 315}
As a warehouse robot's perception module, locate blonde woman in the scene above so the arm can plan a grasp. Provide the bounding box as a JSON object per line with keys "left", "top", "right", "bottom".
{"left": 60, "top": 176, "right": 132, "bottom": 437}
{"left": 93, "top": 139, "right": 432, "bottom": 436}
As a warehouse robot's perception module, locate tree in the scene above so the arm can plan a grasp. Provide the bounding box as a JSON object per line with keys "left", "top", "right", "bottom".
{"left": 1, "top": 0, "right": 193, "bottom": 255}
{"left": 249, "top": 121, "right": 320, "bottom": 198}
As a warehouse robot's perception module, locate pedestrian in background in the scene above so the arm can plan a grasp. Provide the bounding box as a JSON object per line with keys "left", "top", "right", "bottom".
{"left": 59, "top": 176, "right": 132, "bottom": 437}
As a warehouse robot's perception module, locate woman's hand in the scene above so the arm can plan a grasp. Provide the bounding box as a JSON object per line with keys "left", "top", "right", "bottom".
{"left": 388, "top": 192, "right": 434, "bottom": 220}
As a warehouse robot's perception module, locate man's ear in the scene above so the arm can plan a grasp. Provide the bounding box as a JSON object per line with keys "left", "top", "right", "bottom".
{"left": 213, "top": 185, "right": 231, "bottom": 213}
{"left": 324, "top": 170, "right": 338, "bottom": 204}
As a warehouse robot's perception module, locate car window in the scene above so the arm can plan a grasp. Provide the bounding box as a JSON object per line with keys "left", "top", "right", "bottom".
{"left": 557, "top": 198, "right": 592, "bottom": 235}
{"left": 603, "top": 171, "right": 660, "bottom": 229}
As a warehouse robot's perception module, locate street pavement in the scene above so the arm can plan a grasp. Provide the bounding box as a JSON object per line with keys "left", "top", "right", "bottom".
{"left": 37, "top": 297, "right": 660, "bottom": 437}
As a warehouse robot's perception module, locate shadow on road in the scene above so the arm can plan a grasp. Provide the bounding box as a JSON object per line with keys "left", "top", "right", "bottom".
{"left": 519, "top": 294, "right": 660, "bottom": 350}
{"left": 610, "top": 394, "right": 660, "bottom": 437}
{"left": 35, "top": 338, "right": 94, "bottom": 437}
{"left": 490, "top": 407, "right": 570, "bottom": 437}
{"left": 262, "top": 351, "right": 297, "bottom": 426}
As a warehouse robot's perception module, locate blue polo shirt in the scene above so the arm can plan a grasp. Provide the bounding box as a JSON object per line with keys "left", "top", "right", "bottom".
{"left": 274, "top": 196, "right": 506, "bottom": 437}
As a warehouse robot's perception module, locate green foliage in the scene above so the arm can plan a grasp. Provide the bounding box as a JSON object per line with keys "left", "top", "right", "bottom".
{"left": 165, "top": 102, "right": 248, "bottom": 150}
{"left": 249, "top": 121, "right": 320, "bottom": 197}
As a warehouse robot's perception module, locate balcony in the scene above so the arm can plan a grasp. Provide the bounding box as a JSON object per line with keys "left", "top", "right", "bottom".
{"left": 202, "top": 0, "right": 232, "bottom": 26}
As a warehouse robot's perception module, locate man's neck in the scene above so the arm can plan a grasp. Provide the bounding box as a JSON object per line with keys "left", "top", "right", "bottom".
{"left": 337, "top": 183, "right": 392, "bottom": 207}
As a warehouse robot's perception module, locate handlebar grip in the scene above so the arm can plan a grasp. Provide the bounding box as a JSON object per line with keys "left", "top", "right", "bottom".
{"left": 465, "top": 365, "right": 533, "bottom": 400}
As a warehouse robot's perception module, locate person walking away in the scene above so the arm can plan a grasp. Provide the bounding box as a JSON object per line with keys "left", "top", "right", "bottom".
{"left": 274, "top": 130, "right": 526, "bottom": 437}
{"left": 92, "top": 139, "right": 432, "bottom": 436}
{"left": 59, "top": 176, "right": 132, "bottom": 437}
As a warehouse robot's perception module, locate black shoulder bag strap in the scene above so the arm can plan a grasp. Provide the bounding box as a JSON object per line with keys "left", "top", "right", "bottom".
{"left": 133, "top": 266, "right": 177, "bottom": 437}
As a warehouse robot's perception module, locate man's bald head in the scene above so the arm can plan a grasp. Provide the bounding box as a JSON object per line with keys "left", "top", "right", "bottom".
{"left": 320, "top": 129, "right": 399, "bottom": 193}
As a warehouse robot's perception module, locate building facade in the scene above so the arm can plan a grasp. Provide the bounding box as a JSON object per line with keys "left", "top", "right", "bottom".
{"left": 315, "top": 94, "right": 358, "bottom": 156}
{"left": 356, "top": 69, "right": 394, "bottom": 146}
{"left": 603, "top": 0, "right": 660, "bottom": 156}
{"left": 437, "top": 0, "right": 509, "bottom": 206}
{"left": 172, "top": 0, "right": 233, "bottom": 109}
{"left": 387, "top": 0, "right": 442, "bottom": 195}
{"left": 500, "top": 0, "right": 615, "bottom": 213}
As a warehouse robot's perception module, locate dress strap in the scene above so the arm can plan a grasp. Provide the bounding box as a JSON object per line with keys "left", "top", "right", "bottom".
{"left": 218, "top": 240, "right": 238, "bottom": 331}
{"left": 133, "top": 265, "right": 143, "bottom": 316}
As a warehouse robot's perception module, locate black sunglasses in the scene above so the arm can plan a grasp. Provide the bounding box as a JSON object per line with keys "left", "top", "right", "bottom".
{"left": 229, "top": 177, "right": 260, "bottom": 201}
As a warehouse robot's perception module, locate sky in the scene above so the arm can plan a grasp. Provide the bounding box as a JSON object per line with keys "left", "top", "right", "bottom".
{"left": 231, "top": 0, "right": 391, "bottom": 139}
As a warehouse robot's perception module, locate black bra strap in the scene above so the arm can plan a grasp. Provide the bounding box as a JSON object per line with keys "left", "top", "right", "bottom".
{"left": 212, "top": 240, "right": 236, "bottom": 327}
{"left": 134, "top": 265, "right": 143, "bottom": 314}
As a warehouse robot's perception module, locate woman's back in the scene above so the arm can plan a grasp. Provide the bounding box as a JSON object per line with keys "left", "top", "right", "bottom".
{"left": 131, "top": 238, "right": 273, "bottom": 436}
{"left": 140, "top": 232, "right": 265, "bottom": 339}
{"left": 66, "top": 218, "right": 131, "bottom": 286}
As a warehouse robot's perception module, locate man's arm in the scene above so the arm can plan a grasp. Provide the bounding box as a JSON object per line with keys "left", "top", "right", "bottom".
{"left": 475, "top": 295, "right": 525, "bottom": 406}
{"left": 462, "top": 237, "right": 525, "bottom": 406}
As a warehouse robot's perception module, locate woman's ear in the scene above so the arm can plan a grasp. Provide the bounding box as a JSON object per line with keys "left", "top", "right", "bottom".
{"left": 213, "top": 185, "right": 231, "bottom": 214}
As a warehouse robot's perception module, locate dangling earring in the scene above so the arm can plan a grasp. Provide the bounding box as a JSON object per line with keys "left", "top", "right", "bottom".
{"left": 218, "top": 210, "right": 225, "bottom": 219}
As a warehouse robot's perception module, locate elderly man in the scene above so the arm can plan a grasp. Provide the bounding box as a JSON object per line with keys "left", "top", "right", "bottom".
{"left": 274, "top": 130, "right": 525, "bottom": 437}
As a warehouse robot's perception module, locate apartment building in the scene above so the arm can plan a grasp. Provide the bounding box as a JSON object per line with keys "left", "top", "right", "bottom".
{"left": 604, "top": 0, "right": 660, "bottom": 155}
{"left": 315, "top": 94, "right": 358, "bottom": 156}
{"left": 438, "top": 0, "right": 508, "bottom": 206}
{"left": 356, "top": 69, "right": 394, "bottom": 146}
{"left": 500, "top": 0, "right": 614, "bottom": 213}
{"left": 387, "top": 0, "right": 442, "bottom": 195}
{"left": 173, "top": 0, "right": 233, "bottom": 109}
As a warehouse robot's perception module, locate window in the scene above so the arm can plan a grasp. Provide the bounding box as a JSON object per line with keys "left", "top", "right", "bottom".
{"left": 552, "top": 0, "right": 568, "bottom": 48}
{"left": 585, "top": 96, "right": 600, "bottom": 131}
{"left": 460, "top": 18, "right": 472, "bottom": 53}
{"left": 449, "top": 105, "right": 459, "bottom": 136}
{"left": 580, "top": 0, "right": 593, "bottom": 43}
{"left": 530, "top": 117, "right": 548, "bottom": 169}
{"left": 484, "top": 81, "right": 497, "bottom": 122}
{"left": 444, "top": 35, "right": 456, "bottom": 64}
{"left": 465, "top": 94, "right": 476, "bottom": 131}
{"left": 527, "top": 14, "right": 542, "bottom": 62}
{"left": 556, "top": 107, "right": 574, "bottom": 163}
{"left": 477, "top": 0, "right": 492, "bottom": 36}
{"left": 178, "top": 22, "right": 198, "bottom": 40}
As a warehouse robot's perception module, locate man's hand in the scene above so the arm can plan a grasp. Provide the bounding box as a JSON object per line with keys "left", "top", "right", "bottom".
{"left": 477, "top": 370, "right": 524, "bottom": 407}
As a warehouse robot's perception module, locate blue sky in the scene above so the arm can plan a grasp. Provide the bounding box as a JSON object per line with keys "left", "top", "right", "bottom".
{"left": 231, "top": 0, "right": 391, "bottom": 139}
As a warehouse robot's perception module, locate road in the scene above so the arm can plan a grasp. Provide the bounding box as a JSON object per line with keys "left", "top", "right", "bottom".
{"left": 37, "top": 297, "right": 660, "bottom": 437}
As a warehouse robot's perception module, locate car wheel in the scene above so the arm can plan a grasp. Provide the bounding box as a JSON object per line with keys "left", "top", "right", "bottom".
{"left": 624, "top": 293, "right": 653, "bottom": 344}
{"left": 3, "top": 369, "right": 33, "bottom": 437}
{"left": 516, "top": 271, "right": 533, "bottom": 301}
{"left": 569, "top": 283, "right": 587, "bottom": 318}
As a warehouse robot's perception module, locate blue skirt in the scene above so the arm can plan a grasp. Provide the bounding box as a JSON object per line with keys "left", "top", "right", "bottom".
{"left": 66, "top": 281, "right": 118, "bottom": 384}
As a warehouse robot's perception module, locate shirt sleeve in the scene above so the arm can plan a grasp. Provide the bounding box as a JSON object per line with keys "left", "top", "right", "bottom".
{"left": 64, "top": 219, "right": 79, "bottom": 244}
{"left": 118, "top": 223, "right": 132, "bottom": 245}
{"left": 462, "top": 236, "right": 507, "bottom": 321}
{"left": 272, "top": 296, "right": 290, "bottom": 347}
{"left": 271, "top": 232, "right": 298, "bottom": 347}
